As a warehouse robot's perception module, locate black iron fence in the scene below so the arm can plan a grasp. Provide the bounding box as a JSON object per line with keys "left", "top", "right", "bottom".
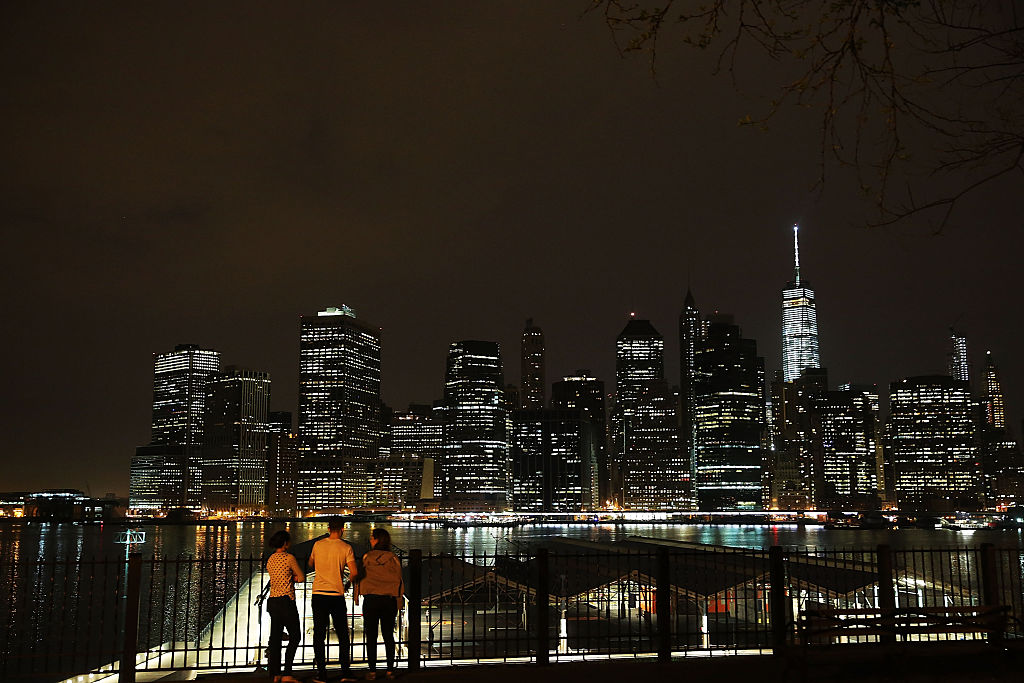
{"left": 2, "top": 542, "right": 1022, "bottom": 681}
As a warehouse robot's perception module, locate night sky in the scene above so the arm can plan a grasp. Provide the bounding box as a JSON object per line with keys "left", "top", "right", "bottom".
{"left": 3, "top": 3, "right": 1022, "bottom": 497}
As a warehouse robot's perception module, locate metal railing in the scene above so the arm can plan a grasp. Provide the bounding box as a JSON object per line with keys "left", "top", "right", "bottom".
{"left": 2, "top": 542, "right": 1021, "bottom": 681}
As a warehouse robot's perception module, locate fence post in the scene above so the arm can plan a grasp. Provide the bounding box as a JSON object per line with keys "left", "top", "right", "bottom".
{"left": 979, "top": 543, "right": 1002, "bottom": 647}
{"left": 121, "top": 553, "right": 142, "bottom": 683}
{"left": 407, "top": 549, "right": 422, "bottom": 670}
{"left": 536, "top": 547, "right": 549, "bottom": 665}
{"left": 769, "top": 546, "right": 788, "bottom": 655}
{"left": 876, "top": 544, "right": 897, "bottom": 645}
{"left": 656, "top": 546, "right": 671, "bottom": 663}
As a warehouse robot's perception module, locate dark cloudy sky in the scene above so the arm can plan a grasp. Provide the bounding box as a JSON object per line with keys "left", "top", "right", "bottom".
{"left": 3, "top": 2, "right": 1022, "bottom": 497}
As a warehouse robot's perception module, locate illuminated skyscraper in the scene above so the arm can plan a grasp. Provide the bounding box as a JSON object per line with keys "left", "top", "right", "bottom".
{"left": 390, "top": 404, "right": 445, "bottom": 500}
{"left": 782, "top": 225, "right": 820, "bottom": 383}
{"left": 297, "top": 305, "right": 382, "bottom": 511}
{"left": 949, "top": 330, "right": 970, "bottom": 385}
{"left": 521, "top": 319, "right": 545, "bottom": 409}
{"left": 984, "top": 351, "right": 1006, "bottom": 430}
{"left": 551, "top": 372, "right": 608, "bottom": 503}
{"left": 511, "top": 408, "right": 598, "bottom": 512}
{"left": 130, "top": 343, "right": 221, "bottom": 512}
{"left": 888, "top": 376, "right": 980, "bottom": 511}
{"left": 266, "top": 412, "right": 299, "bottom": 516}
{"left": 693, "top": 316, "right": 765, "bottom": 510}
{"left": 441, "top": 340, "right": 509, "bottom": 510}
{"left": 678, "top": 289, "right": 701, "bottom": 484}
{"left": 810, "top": 385, "right": 881, "bottom": 508}
{"left": 612, "top": 317, "right": 687, "bottom": 510}
{"left": 201, "top": 367, "right": 271, "bottom": 514}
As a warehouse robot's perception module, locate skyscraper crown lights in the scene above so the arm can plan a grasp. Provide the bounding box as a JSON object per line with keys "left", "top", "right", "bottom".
{"left": 318, "top": 305, "right": 357, "bottom": 318}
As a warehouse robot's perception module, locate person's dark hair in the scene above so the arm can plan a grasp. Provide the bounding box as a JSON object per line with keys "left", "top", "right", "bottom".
{"left": 327, "top": 516, "right": 345, "bottom": 532}
{"left": 268, "top": 530, "right": 290, "bottom": 549}
{"left": 371, "top": 527, "right": 391, "bottom": 551}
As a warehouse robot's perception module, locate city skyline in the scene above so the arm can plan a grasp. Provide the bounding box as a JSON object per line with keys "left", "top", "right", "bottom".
{"left": 3, "top": 4, "right": 1022, "bottom": 497}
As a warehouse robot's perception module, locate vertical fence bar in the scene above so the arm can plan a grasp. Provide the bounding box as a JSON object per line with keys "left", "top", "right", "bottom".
{"left": 121, "top": 553, "right": 143, "bottom": 683}
{"left": 876, "top": 545, "right": 896, "bottom": 645}
{"left": 656, "top": 547, "right": 671, "bottom": 663}
{"left": 407, "top": 549, "right": 422, "bottom": 671}
{"left": 979, "top": 543, "right": 1001, "bottom": 647}
{"left": 768, "top": 546, "right": 788, "bottom": 655}
{"left": 536, "top": 547, "right": 549, "bottom": 666}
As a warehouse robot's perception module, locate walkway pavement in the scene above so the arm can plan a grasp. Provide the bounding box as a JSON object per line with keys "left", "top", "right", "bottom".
{"left": 198, "top": 645, "right": 1024, "bottom": 683}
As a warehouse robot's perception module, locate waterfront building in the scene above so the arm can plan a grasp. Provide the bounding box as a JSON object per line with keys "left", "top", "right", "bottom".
{"left": 693, "top": 315, "right": 765, "bottom": 510}
{"left": 201, "top": 367, "right": 271, "bottom": 514}
{"left": 612, "top": 317, "right": 688, "bottom": 510}
{"left": 551, "top": 371, "right": 609, "bottom": 504}
{"left": 678, "top": 289, "right": 701, "bottom": 498}
{"left": 265, "top": 411, "right": 298, "bottom": 516}
{"left": 130, "top": 343, "right": 221, "bottom": 512}
{"left": 511, "top": 408, "right": 598, "bottom": 512}
{"left": 440, "top": 340, "right": 510, "bottom": 511}
{"left": 521, "top": 319, "right": 545, "bottom": 409}
{"left": 949, "top": 330, "right": 970, "bottom": 385}
{"left": 781, "top": 225, "right": 820, "bottom": 383}
{"left": 390, "top": 404, "right": 445, "bottom": 499}
{"left": 888, "top": 376, "right": 981, "bottom": 511}
{"left": 770, "top": 368, "right": 828, "bottom": 508}
{"left": 296, "top": 305, "right": 383, "bottom": 512}
{"left": 379, "top": 453, "right": 435, "bottom": 507}
{"left": 810, "top": 385, "right": 882, "bottom": 509}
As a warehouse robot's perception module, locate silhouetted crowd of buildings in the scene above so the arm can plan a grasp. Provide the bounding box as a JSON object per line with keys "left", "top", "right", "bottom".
{"left": 128, "top": 228, "right": 1023, "bottom": 516}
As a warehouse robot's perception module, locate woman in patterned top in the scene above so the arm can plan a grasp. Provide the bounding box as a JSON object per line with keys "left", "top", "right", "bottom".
{"left": 266, "top": 530, "right": 305, "bottom": 683}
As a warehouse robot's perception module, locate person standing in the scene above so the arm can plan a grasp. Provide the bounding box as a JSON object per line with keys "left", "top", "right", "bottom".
{"left": 355, "top": 528, "right": 404, "bottom": 680}
{"left": 265, "top": 530, "right": 304, "bottom": 683}
{"left": 308, "top": 516, "right": 360, "bottom": 683}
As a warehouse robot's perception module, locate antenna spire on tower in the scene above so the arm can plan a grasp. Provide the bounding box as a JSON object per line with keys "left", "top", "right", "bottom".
{"left": 792, "top": 223, "right": 801, "bottom": 286}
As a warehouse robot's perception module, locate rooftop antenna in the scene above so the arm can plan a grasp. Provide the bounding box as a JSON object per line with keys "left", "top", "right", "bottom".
{"left": 792, "top": 223, "right": 801, "bottom": 286}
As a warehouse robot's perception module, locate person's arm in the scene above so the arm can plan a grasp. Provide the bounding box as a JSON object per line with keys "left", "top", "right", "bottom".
{"left": 395, "top": 555, "right": 405, "bottom": 607}
{"left": 289, "top": 554, "right": 306, "bottom": 583}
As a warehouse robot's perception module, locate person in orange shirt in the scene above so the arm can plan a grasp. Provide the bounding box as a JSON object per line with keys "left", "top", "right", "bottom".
{"left": 308, "top": 517, "right": 360, "bottom": 683}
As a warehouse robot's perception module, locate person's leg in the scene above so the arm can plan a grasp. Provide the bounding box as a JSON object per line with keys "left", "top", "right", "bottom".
{"left": 362, "top": 596, "right": 381, "bottom": 671}
{"left": 311, "top": 595, "right": 329, "bottom": 678}
{"left": 329, "top": 595, "right": 350, "bottom": 676}
{"left": 266, "top": 598, "right": 285, "bottom": 678}
{"left": 282, "top": 599, "right": 301, "bottom": 675}
{"left": 380, "top": 598, "right": 398, "bottom": 672}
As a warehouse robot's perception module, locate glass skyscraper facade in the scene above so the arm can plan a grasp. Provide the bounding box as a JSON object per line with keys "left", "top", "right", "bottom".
{"left": 130, "top": 343, "right": 221, "bottom": 512}
{"left": 511, "top": 408, "right": 597, "bottom": 512}
{"left": 693, "top": 316, "right": 765, "bottom": 510}
{"left": 781, "top": 225, "right": 820, "bottom": 383}
{"left": 811, "top": 386, "right": 881, "bottom": 507}
{"left": 201, "top": 367, "right": 271, "bottom": 513}
{"left": 297, "top": 305, "right": 382, "bottom": 511}
{"left": 520, "top": 319, "right": 545, "bottom": 409}
{"left": 949, "top": 330, "right": 970, "bottom": 385}
{"left": 889, "top": 375, "right": 980, "bottom": 510}
{"left": 441, "top": 340, "right": 510, "bottom": 511}
{"left": 551, "top": 372, "right": 608, "bottom": 503}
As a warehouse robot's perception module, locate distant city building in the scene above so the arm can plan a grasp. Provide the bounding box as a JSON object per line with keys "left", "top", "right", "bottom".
{"left": 810, "top": 385, "right": 882, "bottom": 509}
{"left": 612, "top": 317, "right": 687, "bottom": 510}
{"left": 379, "top": 454, "right": 435, "bottom": 508}
{"left": 201, "top": 367, "right": 271, "bottom": 514}
{"left": 521, "top": 319, "right": 545, "bottom": 409}
{"left": 678, "top": 289, "right": 701, "bottom": 497}
{"left": 693, "top": 316, "right": 765, "bottom": 510}
{"left": 390, "top": 404, "right": 445, "bottom": 499}
{"left": 782, "top": 225, "right": 821, "bottom": 383}
{"left": 297, "top": 305, "right": 383, "bottom": 512}
{"left": 266, "top": 426, "right": 299, "bottom": 517}
{"left": 888, "top": 376, "right": 981, "bottom": 511}
{"left": 551, "top": 371, "right": 608, "bottom": 504}
{"left": 24, "top": 490, "right": 124, "bottom": 521}
{"left": 440, "top": 340, "right": 510, "bottom": 511}
{"left": 130, "top": 343, "right": 221, "bottom": 512}
{"left": 511, "top": 408, "right": 598, "bottom": 512}
{"left": 770, "top": 368, "right": 828, "bottom": 508}
{"left": 984, "top": 351, "right": 1007, "bottom": 430}
{"left": 949, "top": 330, "right": 970, "bottom": 385}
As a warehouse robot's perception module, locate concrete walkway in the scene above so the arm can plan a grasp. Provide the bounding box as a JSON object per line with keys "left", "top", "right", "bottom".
{"left": 197, "top": 645, "right": 1024, "bottom": 683}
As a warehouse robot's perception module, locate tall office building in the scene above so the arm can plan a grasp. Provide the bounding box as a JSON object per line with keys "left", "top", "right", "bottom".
{"left": 130, "top": 344, "right": 221, "bottom": 512}
{"left": 770, "top": 368, "right": 828, "bottom": 508}
{"left": 949, "top": 330, "right": 970, "bottom": 385}
{"left": 511, "top": 408, "right": 598, "bottom": 512}
{"left": 201, "top": 367, "right": 271, "bottom": 514}
{"left": 810, "top": 385, "right": 881, "bottom": 508}
{"left": 888, "top": 376, "right": 981, "bottom": 511}
{"left": 612, "top": 317, "right": 687, "bottom": 509}
{"left": 521, "top": 319, "right": 545, "bottom": 409}
{"left": 678, "top": 289, "right": 701, "bottom": 489}
{"left": 297, "top": 305, "right": 382, "bottom": 512}
{"left": 693, "top": 316, "right": 765, "bottom": 510}
{"left": 390, "top": 404, "right": 445, "bottom": 500}
{"left": 984, "top": 351, "right": 1006, "bottom": 430}
{"left": 551, "top": 372, "right": 608, "bottom": 504}
{"left": 441, "top": 340, "right": 509, "bottom": 511}
{"left": 266, "top": 412, "right": 298, "bottom": 516}
{"left": 782, "top": 225, "right": 821, "bottom": 383}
